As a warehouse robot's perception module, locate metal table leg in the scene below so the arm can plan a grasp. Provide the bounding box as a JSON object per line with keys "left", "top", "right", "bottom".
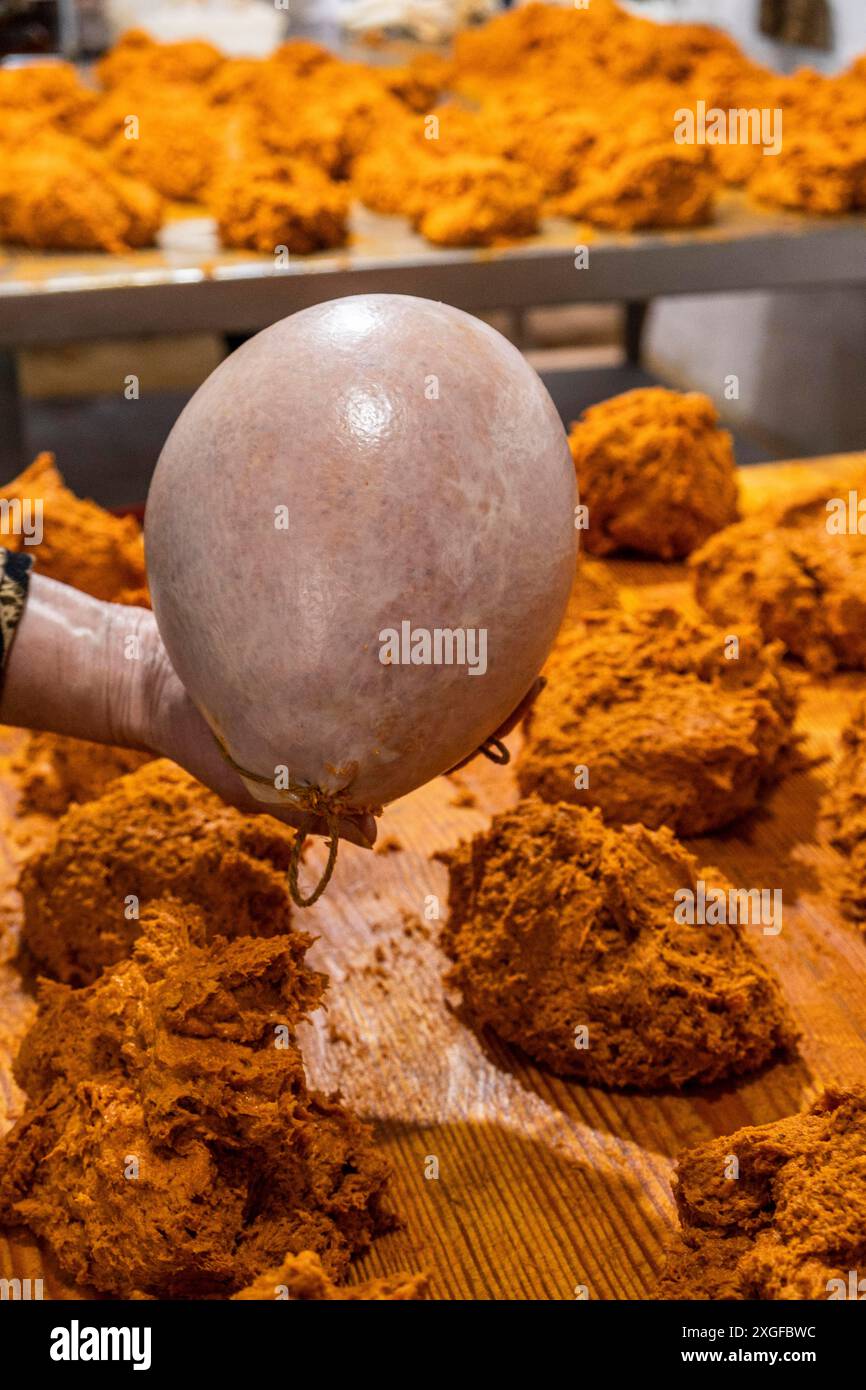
{"left": 624, "top": 301, "right": 650, "bottom": 367}
{"left": 0, "top": 350, "right": 24, "bottom": 479}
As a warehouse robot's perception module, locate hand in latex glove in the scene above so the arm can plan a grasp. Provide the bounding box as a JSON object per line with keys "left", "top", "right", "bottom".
{"left": 1, "top": 576, "right": 377, "bottom": 848}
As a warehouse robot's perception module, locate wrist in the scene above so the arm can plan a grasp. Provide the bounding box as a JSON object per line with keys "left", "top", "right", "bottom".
{"left": 0, "top": 575, "right": 155, "bottom": 748}
{"left": 102, "top": 603, "right": 166, "bottom": 752}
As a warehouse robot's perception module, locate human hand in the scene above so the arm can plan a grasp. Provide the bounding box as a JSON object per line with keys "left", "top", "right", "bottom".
{"left": 0, "top": 577, "right": 376, "bottom": 850}
{"left": 3, "top": 577, "right": 537, "bottom": 847}
{"left": 445, "top": 676, "right": 546, "bottom": 774}
{"left": 128, "top": 608, "right": 378, "bottom": 849}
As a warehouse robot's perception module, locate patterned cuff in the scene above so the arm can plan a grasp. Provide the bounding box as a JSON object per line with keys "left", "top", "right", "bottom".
{"left": 0, "top": 547, "right": 33, "bottom": 673}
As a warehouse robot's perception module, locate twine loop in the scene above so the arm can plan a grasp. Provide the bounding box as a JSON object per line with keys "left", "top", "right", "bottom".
{"left": 479, "top": 736, "right": 510, "bottom": 765}
{"left": 215, "top": 723, "right": 512, "bottom": 907}
{"left": 287, "top": 806, "right": 341, "bottom": 908}
{"left": 213, "top": 733, "right": 349, "bottom": 909}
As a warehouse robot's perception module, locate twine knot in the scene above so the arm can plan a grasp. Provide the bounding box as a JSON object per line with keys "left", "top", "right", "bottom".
{"left": 213, "top": 733, "right": 347, "bottom": 908}
{"left": 214, "top": 725, "right": 511, "bottom": 908}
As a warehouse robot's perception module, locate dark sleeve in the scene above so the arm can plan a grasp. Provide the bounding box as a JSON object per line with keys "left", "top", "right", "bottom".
{"left": 0, "top": 547, "right": 33, "bottom": 674}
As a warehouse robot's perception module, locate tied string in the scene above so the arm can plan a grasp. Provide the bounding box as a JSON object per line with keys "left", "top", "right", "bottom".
{"left": 213, "top": 734, "right": 344, "bottom": 909}
{"left": 215, "top": 728, "right": 512, "bottom": 907}
{"left": 480, "top": 736, "right": 510, "bottom": 766}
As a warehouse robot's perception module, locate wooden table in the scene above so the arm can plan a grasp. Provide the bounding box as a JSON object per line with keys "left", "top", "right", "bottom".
{"left": 1, "top": 453, "right": 865, "bottom": 1300}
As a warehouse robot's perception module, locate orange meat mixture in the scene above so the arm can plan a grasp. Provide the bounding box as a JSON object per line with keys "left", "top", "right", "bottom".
{"left": 4, "top": 3, "right": 866, "bottom": 252}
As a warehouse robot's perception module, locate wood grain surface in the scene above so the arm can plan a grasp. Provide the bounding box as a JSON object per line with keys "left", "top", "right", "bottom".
{"left": 1, "top": 453, "right": 865, "bottom": 1301}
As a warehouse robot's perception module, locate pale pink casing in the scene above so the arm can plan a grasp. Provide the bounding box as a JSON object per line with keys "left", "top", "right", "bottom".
{"left": 145, "top": 294, "right": 576, "bottom": 809}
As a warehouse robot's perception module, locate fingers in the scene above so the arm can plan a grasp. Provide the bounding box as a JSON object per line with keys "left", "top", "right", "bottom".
{"left": 345, "top": 810, "right": 378, "bottom": 848}
{"left": 227, "top": 787, "right": 378, "bottom": 849}
{"left": 283, "top": 807, "right": 378, "bottom": 850}
{"left": 444, "top": 675, "right": 547, "bottom": 774}
{"left": 150, "top": 675, "right": 379, "bottom": 850}
{"left": 494, "top": 676, "right": 546, "bottom": 738}
{"left": 219, "top": 790, "right": 378, "bottom": 850}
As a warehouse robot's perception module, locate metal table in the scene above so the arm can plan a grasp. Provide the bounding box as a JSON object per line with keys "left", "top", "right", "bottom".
{"left": 4, "top": 192, "right": 866, "bottom": 343}
{"left": 2, "top": 191, "right": 866, "bottom": 465}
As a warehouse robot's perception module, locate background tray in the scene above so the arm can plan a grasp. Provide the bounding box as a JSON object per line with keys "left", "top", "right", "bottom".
{"left": 3, "top": 194, "right": 866, "bottom": 346}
